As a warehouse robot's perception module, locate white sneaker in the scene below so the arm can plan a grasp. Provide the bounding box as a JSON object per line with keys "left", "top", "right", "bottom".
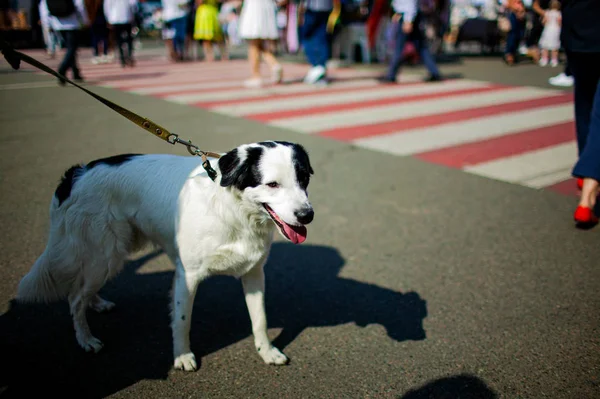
{"left": 91, "top": 56, "right": 100, "bottom": 65}
{"left": 548, "top": 73, "right": 574, "bottom": 87}
{"left": 550, "top": 59, "right": 559, "bottom": 67}
{"left": 303, "top": 65, "right": 326, "bottom": 84}
{"left": 100, "top": 55, "right": 109, "bottom": 63}
{"left": 539, "top": 58, "right": 548, "bottom": 67}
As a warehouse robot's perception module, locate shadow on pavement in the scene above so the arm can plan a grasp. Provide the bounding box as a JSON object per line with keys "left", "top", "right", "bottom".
{"left": 0, "top": 243, "right": 427, "bottom": 398}
{"left": 400, "top": 374, "right": 498, "bottom": 399}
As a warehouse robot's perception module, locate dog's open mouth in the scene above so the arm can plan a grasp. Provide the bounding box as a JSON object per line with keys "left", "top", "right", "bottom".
{"left": 263, "top": 204, "right": 307, "bottom": 244}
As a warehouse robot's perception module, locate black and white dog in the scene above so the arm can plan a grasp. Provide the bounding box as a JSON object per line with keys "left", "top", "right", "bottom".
{"left": 17, "top": 141, "right": 314, "bottom": 371}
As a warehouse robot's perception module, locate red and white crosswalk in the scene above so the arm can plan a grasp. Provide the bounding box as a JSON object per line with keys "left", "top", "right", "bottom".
{"left": 14, "top": 48, "right": 578, "bottom": 196}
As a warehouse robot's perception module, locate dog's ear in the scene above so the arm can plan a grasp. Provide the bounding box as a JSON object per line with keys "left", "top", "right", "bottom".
{"left": 218, "top": 149, "right": 242, "bottom": 188}
{"left": 218, "top": 147, "right": 263, "bottom": 189}
{"left": 294, "top": 144, "right": 314, "bottom": 176}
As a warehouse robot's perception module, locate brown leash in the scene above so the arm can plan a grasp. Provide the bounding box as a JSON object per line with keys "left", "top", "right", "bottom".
{"left": 0, "top": 38, "right": 221, "bottom": 181}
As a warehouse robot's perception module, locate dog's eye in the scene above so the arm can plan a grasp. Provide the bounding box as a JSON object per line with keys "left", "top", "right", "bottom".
{"left": 266, "top": 182, "right": 279, "bottom": 188}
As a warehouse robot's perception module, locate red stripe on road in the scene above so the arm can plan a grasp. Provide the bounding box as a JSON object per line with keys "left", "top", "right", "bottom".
{"left": 319, "top": 92, "right": 574, "bottom": 141}
{"left": 415, "top": 121, "right": 576, "bottom": 168}
{"left": 247, "top": 84, "right": 505, "bottom": 122}
{"left": 546, "top": 178, "right": 579, "bottom": 196}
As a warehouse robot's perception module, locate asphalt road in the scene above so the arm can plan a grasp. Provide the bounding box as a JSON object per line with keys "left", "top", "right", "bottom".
{"left": 0, "top": 51, "right": 598, "bottom": 399}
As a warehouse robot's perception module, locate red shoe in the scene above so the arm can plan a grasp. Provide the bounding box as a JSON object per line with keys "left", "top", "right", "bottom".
{"left": 574, "top": 205, "right": 599, "bottom": 225}
{"left": 577, "top": 178, "right": 584, "bottom": 190}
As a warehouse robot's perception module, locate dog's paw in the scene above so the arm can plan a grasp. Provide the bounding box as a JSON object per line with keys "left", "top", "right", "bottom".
{"left": 90, "top": 296, "right": 116, "bottom": 313}
{"left": 78, "top": 336, "right": 104, "bottom": 353}
{"left": 174, "top": 352, "right": 198, "bottom": 372}
{"left": 259, "top": 346, "right": 289, "bottom": 365}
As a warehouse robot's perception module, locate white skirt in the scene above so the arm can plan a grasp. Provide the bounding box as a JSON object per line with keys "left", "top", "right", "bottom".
{"left": 539, "top": 26, "right": 561, "bottom": 50}
{"left": 238, "top": 0, "right": 279, "bottom": 40}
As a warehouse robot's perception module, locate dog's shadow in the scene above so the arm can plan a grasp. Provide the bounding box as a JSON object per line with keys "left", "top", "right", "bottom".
{"left": 0, "top": 243, "right": 427, "bottom": 398}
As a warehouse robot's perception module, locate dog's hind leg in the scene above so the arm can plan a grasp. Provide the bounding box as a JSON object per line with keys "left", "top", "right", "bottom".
{"left": 242, "top": 260, "right": 289, "bottom": 366}
{"left": 68, "top": 257, "right": 122, "bottom": 353}
{"left": 69, "top": 281, "right": 105, "bottom": 353}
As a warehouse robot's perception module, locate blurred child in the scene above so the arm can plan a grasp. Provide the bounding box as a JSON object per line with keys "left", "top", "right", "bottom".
{"left": 194, "top": 0, "right": 227, "bottom": 61}
{"left": 538, "top": 0, "right": 561, "bottom": 67}
{"left": 219, "top": 0, "right": 242, "bottom": 47}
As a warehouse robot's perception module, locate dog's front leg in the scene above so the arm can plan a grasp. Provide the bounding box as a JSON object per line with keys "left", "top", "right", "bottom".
{"left": 171, "top": 261, "right": 203, "bottom": 372}
{"left": 241, "top": 263, "right": 289, "bottom": 365}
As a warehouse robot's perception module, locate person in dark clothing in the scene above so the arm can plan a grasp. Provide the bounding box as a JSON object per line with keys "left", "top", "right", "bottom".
{"left": 104, "top": 0, "right": 138, "bottom": 67}
{"left": 562, "top": 0, "right": 600, "bottom": 226}
{"left": 39, "top": 0, "right": 89, "bottom": 84}
{"left": 524, "top": 0, "right": 550, "bottom": 62}
{"left": 86, "top": 0, "right": 109, "bottom": 63}
{"left": 379, "top": 0, "right": 442, "bottom": 83}
{"left": 504, "top": 0, "right": 526, "bottom": 65}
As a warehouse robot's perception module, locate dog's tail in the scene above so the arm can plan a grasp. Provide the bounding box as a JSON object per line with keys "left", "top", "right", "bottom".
{"left": 17, "top": 249, "right": 69, "bottom": 303}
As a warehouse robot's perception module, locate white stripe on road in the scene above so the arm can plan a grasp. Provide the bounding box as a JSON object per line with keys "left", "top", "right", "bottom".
{"left": 355, "top": 103, "right": 574, "bottom": 155}
{"left": 522, "top": 168, "right": 574, "bottom": 189}
{"left": 129, "top": 79, "right": 254, "bottom": 94}
{"left": 267, "top": 86, "right": 559, "bottom": 133}
{"left": 165, "top": 79, "right": 383, "bottom": 104}
{"left": 212, "top": 79, "right": 491, "bottom": 116}
{"left": 463, "top": 142, "right": 578, "bottom": 186}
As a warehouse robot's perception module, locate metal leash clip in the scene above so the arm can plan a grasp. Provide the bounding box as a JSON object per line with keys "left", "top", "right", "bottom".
{"left": 167, "top": 133, "right": 218, "bottom": 181}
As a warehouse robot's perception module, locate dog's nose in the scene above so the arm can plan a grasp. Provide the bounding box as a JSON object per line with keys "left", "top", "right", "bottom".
{"left": 295, "top": 208, "right": 314, "bottom": 225}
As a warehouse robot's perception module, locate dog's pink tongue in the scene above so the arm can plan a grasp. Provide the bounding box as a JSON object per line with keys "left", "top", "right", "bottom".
{"left": 282, "top": 222, "right": 307, "bottom": 244}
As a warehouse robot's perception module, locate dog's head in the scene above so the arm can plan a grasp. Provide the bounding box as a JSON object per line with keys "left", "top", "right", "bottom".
{"left": 218, "top": 141, "right": 314, "bottom": 244}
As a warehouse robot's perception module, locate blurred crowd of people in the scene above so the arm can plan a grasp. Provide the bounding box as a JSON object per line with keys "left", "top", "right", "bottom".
{"left": 32, "top": 0, "right": 576, "bottom": 88}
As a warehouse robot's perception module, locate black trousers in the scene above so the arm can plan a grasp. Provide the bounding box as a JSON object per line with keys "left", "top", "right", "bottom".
{"left": 58, "top": 29, "right": 81, "bottom": 79}
{"left": 112, "top": 23, "right": 133, "bottom": 65}
{"left": 570, "top": 52, "right": 600, "bottom": 181}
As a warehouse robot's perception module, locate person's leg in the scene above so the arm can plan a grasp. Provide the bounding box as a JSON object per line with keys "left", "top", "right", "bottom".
{"left": 91, "top": 26, "right": 100, "bottom": 58}
{"left": 202, "top": 41, "right": 215, "bottom": 61}
{"left": 314, "top": 12, "right": 331, "bottom": 68}
{"left": 301, "top": 9, "right": 318, "bottom": 66}
{"left": 526, "top": 17, "right": 542, "bottom": 60}
{"left": 163, "top": 20, "right": 178, "bottom": 61}
{"left": 124, "top": 23, "right": 134, "bottom": 64}
{"left": 173, "top": 16, "right": 187, "bottom": 59}
{"left": 384, "top": 17, "right": 408, "bottom": 81}
{"left": 261, "top": 39, "right": 283, "bottom": 80}
{"left": 218, "top": 39, "right": 228, "bottom": 60}
{"left": 564, "top": 58, "right": 572, "bottom": 76}
{"left": 70, "top": 30, "right": 82, "bottom": 79}
{"left": 247, "top": 39, "right": 262, "bottom": 80}
{"left": 504, "top": 13, "right": 519, "bottom": 64}
{"left": 101, "top": 28, "right": 109, "bottom": 57}
{"left": 301, "top": 10, "right": 328, "bottom": 83}
{"left": 113, "top": 24, "right": 127, "bottom": 66}
{"left": 569, "top": 53, "right": 597, "bottom": 156}
{"left": 572, "top": 53, "right": 600, "bottom": 215}
{"left": 549, "top": 53, "right": 574, "bottom": 86}
{"left": 412, "top": 27, "right": 441, "bottom": 80}
{"left": 550, "top": 49, "right": 559, "bottom": 66}
{"left": 58, "top": 30, "right": 80, "bottom": 82}
{"left": 539, "top": 48, "right": 548, "bottom": 65}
